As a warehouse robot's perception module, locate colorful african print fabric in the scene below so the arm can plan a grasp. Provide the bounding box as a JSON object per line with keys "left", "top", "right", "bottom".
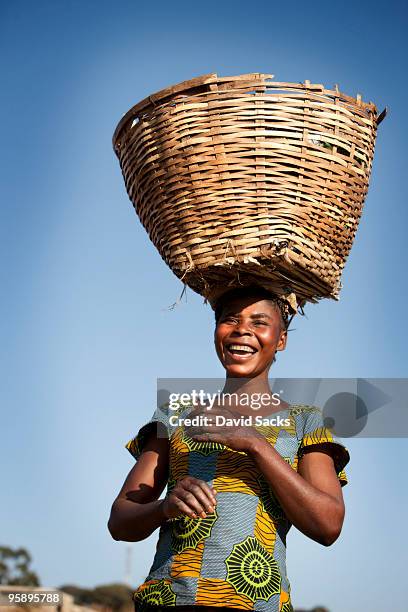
{"left": 125, "top": 402, "right": 349, "bottom": 612}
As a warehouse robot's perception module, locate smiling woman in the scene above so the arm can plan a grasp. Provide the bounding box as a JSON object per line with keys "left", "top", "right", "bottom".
{"left": 213, "top": 285, "right": 290, "bottom": 376}
{"left": 108, "top": 283, "right": 350, "bottom": 612}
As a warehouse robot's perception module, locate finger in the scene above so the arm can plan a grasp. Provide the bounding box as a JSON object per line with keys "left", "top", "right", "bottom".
{"left": 186, "top": 425, "right": 222, "bottom": 439}
{"left": 189, "top": 407, "right": 228, "bottom": 420}
{"left": 191, "top": 433, "right": 212, "bottom": 442}
{"left": 187, "top": 423, "right": 217, "bottom": 438}
{"left": 205, "top": 407, "right": 236, "bottom": 417}
{"left": 187, "top": 406, "right": 213, "bottom": 419}
{"left": 178, "top": 489, "right": 211, "bottom": 518}
{"left": 172, "top": 497, "right": 201, "bottom": 520}
{"left": 184, "top": 425, "right": 206, "bottom": 437}
{"left": 196, "top": 480, "right": 217, "bottom": 506}
{"left": 192, "top": 432, "right": 226, "bottom": 446}
{"left": 185, "top": 478, "right": 216, "bottom": 513}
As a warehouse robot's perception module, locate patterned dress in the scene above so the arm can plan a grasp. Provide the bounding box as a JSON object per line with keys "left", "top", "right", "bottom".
{"left": 125, "top": 401, "right": 349, "bottom": 612}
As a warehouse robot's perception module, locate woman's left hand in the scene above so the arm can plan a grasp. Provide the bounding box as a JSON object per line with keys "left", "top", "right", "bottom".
{"left": 183, "top": 406, "right": 265, "bottom": 453}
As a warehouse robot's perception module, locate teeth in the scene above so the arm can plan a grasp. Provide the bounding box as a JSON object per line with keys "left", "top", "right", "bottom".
{"left": 228, "top": 344, "right": 256, "bottom": 353}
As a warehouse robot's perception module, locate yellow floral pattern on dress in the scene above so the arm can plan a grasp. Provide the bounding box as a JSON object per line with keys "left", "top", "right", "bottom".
{"left": 171, "top": 509, "right": 218, "bottom": 554}
{"left": 132, "top": 579, "right": 176, "bottom": 607}
{"left": 225, "top": 536, "right": 281, "bottom": 602}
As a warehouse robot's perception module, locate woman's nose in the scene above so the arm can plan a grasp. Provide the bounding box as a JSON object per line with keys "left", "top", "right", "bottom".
{"left": 232, "top": 321, "right": 252, "bottom": 334}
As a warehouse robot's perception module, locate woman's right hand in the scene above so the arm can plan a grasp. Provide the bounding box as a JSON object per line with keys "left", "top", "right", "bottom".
{"left": 162, "top": 476, "right": 217, "bottom": 520}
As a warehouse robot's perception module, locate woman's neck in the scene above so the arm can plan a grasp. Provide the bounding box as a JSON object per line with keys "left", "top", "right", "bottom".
{"left": 216, "top": 374, "right": 288, "bottom": 415}
{"left": 221, "top": 373, "right": 272, "bottom": 398}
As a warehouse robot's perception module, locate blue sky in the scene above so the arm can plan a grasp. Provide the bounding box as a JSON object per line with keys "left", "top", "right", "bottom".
{"left": 1, "top": 1, "right": 407, "bottom": 611}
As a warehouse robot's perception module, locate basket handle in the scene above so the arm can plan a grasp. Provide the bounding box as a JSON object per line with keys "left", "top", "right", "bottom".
{"left": 376, "top": 107, "right": 388, "bottom": 125}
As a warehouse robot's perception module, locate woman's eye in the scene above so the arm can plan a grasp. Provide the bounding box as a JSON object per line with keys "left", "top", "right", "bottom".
{"left": 253, "top": 320, "right": 267, "bottom": 326}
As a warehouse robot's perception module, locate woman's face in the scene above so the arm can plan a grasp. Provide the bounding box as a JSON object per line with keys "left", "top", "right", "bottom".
{"left": 214, "top": 295, "right": 287, "bottom": 378}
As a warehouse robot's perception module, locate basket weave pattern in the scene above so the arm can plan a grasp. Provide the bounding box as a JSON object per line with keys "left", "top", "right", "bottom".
{"left": 113, "top": 73, "right": 382, "bottom": 309}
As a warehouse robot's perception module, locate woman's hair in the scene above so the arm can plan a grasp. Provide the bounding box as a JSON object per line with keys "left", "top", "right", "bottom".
{"left": 213, "top": 285, "right": 291, "bottom": 331}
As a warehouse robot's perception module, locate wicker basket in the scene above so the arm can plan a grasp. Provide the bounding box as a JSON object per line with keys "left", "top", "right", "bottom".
{"left": 113, "top": 73, "right": 386, "bottom": 312}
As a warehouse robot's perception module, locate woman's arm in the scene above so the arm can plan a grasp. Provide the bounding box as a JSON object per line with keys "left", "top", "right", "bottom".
{"left": 188, "top": 409, "right": 345, "bottom": 547}
{"left": 248, "top": 439, "right": 345, "bottom": 546}
{"left": 108, "top": 431, "right": 170, "bottom": 542}
{"left": 108, "top": 429, "right": 218, "bottom": 542}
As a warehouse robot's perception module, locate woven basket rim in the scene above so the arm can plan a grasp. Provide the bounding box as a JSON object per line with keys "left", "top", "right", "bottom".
{"left": 204, "top": 285, "right": 308, "bottom": 313}
{"left": 112, "top": 72, "right": 388, "bottom": 311}
{"left": 112, "top": 72, "right": 386, "bottom": 155}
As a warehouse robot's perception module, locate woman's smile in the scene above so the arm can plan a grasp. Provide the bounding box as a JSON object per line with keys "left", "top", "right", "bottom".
{"left": 225, "top": 342, "right": 259, "bottom": 360}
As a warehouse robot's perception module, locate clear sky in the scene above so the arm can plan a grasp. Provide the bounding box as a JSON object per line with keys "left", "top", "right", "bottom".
{"left": 1, "top": 1, "right": 407, "bottom": 611}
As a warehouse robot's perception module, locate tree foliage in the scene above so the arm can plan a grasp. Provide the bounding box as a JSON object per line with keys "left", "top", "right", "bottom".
{"left": 0, "top": 546, "right": 40, "bottom": 586}
{"left": 59, "top": 583, "right": 134, "bottom": 611}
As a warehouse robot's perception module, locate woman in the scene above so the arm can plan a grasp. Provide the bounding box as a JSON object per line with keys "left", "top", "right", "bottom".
{"left": 108, "top": 285, "right": 349, "bottom": 612}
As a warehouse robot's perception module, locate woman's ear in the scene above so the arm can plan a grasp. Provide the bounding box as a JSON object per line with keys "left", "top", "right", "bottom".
{"left": 276, "top": 329, "right": 288, "bottom": 352}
